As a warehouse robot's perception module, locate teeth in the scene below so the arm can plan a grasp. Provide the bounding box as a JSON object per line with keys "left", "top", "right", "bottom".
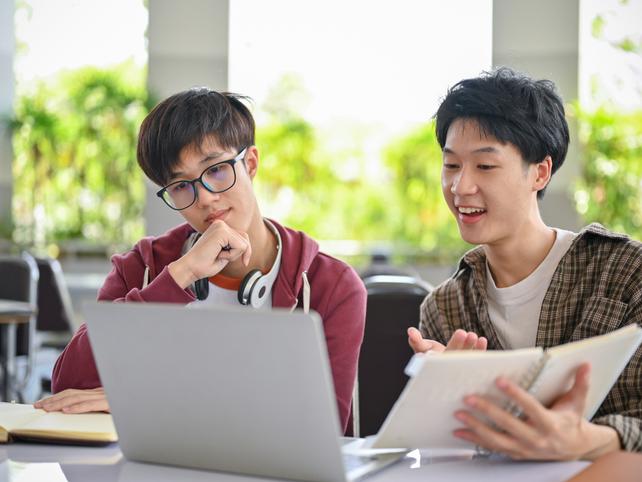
{"left": 458, "top": 207, "right": 486, "bottom": 214}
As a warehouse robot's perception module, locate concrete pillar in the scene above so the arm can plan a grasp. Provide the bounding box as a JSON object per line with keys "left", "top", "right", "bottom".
{"left": 493, "top": 0, "right": 582, "bottom": 230}
{"left": 144, "top": 0, "right": 230, "bottom": 236}
{"left": 0, "top": 0, "right": 15, "bottom": 235}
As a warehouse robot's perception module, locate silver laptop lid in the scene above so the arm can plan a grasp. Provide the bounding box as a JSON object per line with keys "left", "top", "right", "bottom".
{"left": 83, "top": 301, "right": 347, "bottom": 482}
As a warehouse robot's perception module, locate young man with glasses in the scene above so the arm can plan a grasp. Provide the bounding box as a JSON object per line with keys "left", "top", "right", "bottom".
{"left": 407, "top": 68, "right": 642, "bottom": 459}
{"left": 37, "top": 88, "right": 366, "bottom": 433}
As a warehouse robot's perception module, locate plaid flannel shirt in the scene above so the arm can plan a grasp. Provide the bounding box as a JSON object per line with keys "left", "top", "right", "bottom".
{"left": 420, "top": 223, "right": 642, "bottom": 452}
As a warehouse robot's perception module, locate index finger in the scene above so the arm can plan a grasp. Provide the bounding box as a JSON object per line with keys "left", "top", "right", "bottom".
{"left": 494, "top": 377, "right": 552, "bottom": 429}
{"left": 241, "top": 232, "right": 252, "bottom": 266}
{"left": 35, "top": 389, "right": 77, "bottom": 407}
{"left": 407, "top": 327, "right": 443, "bottom": 353}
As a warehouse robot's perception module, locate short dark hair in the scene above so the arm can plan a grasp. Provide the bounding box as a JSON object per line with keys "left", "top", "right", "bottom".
{"left": 137, "top": 88, "right": 255, "bottom": 186}
{"left": 435, "top": 67, "right": 569, "bottom": 198}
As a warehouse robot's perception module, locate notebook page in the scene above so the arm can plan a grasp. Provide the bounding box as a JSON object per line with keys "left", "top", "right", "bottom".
{"left": 17, "top": 411, "right": 117, "bottom": 442}
{"left": 0, "top": 403, "right": 44, "bottom": 433}
{"left": 534, "top": 324, "right": 642, "bottom": 418}
{"left": 372, "top": 347, "right": 543, "bottom": 449}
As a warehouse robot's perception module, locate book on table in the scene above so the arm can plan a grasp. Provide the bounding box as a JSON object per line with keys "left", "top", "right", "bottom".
{"left": 0, "top": 402, "right": 117, "bottom": 445}
{"left": 370, "top": 323, "right": 642, "bottom": 450}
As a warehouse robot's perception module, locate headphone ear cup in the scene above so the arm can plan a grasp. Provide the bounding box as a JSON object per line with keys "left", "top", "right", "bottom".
{"left": 194, "top": 277, "right": 209, "bottom": 301}
{"left": 238, "top": 269, "right": 263, "bottom": 305}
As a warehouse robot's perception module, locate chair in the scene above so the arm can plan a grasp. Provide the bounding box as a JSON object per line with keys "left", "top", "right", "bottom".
{"left": 359, "top": 251, "right": 423, "bottom": 280}
{"left": 354, "top": 274, "right": 432, "bottom": 437}
{"left": 31, "top": 257, "right": 77, "bottom": 396}
{"left": 0, "top": 253, "right": 39, "bottom": 401}
{"left": 34, "top": 257, "right": 76, "bottom": 348}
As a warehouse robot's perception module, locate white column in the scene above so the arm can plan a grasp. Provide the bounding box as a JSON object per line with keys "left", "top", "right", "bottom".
{"left": 144, "top": 0, "right": 230, "bottom": 236}
{"left": 0, "top": 0, "right": 15, "bottom": 234}
{"left": 493, "top": 0, "right": 581, "bottom": 230}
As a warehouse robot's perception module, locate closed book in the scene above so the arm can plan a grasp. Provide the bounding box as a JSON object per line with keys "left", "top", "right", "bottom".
{"left": 0, "top": 403, "right": 117, "bottom": 445}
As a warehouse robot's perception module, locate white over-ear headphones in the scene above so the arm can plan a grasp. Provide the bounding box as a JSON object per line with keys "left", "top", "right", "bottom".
{"left": 186, "top": 221, "right": 282, "bottom": 308}
{"left": 237, "top": 222, "right": 281, "bottom": 307}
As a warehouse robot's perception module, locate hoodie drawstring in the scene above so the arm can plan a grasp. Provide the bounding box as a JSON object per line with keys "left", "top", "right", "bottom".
{"left": 142, "top": 266, "right": 150, "bottom": 289}
{"left": 302, "top": 271, "right": 310, "bottom": 314}
{"left": 290, "top": 271, "right": 310, "bottom": 314}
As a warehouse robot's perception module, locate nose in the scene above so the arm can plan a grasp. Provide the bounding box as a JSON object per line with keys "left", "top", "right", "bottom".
{"left": 450, "top": 166, "right": 478, "bottom": 196}
{"left": 194, "top": 181, "right": 220, "bottom": 207}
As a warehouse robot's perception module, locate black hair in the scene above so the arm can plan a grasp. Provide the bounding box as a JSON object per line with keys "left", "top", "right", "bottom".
{"left": 435, "top": 67, "right": 569, "bottom": 198}
{"left": 137, "top": 88, "right": 255, "bottom": 186}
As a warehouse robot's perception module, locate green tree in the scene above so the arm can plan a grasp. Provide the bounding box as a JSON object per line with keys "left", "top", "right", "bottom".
{"left": 383, "top": 122, "right": 468, "bottom": 259}
{"left": 574, "top": 2, "right": 642, "bottom": 239}
{"left": 10, "top": 62, "right": 151, "bottom": 250}
{"left": 255, "top": 75, "right": 468, "bottom": 262}
{"left": 574, "top": 107, "right": 642, "bottom": 239}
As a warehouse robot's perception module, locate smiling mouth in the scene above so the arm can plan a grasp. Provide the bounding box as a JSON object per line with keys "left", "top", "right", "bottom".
{"left": 457, "top": 206, "right": 486, "bottom": 215}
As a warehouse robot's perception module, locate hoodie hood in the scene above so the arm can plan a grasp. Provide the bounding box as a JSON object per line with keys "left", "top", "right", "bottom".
{"left": 133, "top": 223, "right": 194, "bottom": 282}
{"left": 269, "top": 219, "right": 319, "bottom": 309}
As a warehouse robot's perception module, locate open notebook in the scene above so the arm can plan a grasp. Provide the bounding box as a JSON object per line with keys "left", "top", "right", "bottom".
{"left": 370, "top": 324, "right": 642, "bottom": 449}
{"left": 0, "top": 402, "right": 117, "bottom": 445}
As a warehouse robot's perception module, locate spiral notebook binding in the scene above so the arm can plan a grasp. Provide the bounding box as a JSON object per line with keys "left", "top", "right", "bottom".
{"left": 475, "top": 351, "right": 551, "bottom": 457}
{"left": 503, "top": 352, "right": 550, "bottom": 419}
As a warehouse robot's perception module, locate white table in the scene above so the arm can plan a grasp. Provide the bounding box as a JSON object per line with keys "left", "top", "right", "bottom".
{"left": 0, "top": 443, "right": 590, "bottom": 482}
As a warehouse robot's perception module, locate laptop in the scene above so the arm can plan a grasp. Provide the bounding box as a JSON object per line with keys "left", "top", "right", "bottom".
{"left": 83, "top": 301, "right": 407, "bottom": 482}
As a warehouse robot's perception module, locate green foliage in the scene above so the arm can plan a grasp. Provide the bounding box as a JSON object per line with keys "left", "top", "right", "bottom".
{"left": 591, "top": 14, "right": 605, "bottom": 38}
{"left": 256, "top": 117, "right": 396, "bottom": 244}
{"left": 591, "top": 4, "right": 642, "bottom": 55}
{"left": 256, "top": 104, "right": 467, "bottom": 262}
{"left": 615, "top": 38, "right": 641, "bottom": 54}
{"left": 10, "top": 63, "right": 150, "bottom": 249}
{"left": 255, "top": 72, "right": 411, "bottom": 247}
{"left": 574, "top": 107, "right": 642, "bottom": 238}
{"left": 383, "top": 123, "right": 468, "bottom": 258}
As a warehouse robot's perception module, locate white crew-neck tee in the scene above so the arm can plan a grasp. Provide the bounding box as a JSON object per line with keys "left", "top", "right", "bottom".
{"left": 486, "top": 228, "right": 576, "bottom": 349}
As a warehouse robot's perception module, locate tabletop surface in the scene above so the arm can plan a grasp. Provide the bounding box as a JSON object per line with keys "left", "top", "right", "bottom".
{"left": 0, "top": 442, "right": 591, "bottom": 482}
{"left": 0, "top": 300, "right": 34, "bottom": 323}
{"left": 0, "top": 300, "right": 34, "bottom": 314}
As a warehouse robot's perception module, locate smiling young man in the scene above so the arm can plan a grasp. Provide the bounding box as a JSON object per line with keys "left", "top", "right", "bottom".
{"left": 36, "top": 89, "right": 366, "bottom": 433}
{"left": 407, "top": 68, "right": 642, "bottom": 459}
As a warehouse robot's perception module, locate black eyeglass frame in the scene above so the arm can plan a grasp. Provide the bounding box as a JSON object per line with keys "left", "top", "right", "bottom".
{"left": 156, "top": 147, "right": 249, "bottom": 211}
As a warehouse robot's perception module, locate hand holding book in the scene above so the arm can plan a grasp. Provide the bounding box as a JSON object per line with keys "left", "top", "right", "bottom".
{"left": 377, "top": 324, "right": 642, "bottom": 461}
{"left": 453, "top": 362, "right": 621, "bottom": 460}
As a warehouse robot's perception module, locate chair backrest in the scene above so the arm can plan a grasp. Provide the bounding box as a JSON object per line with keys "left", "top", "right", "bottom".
{"left": 356, "top": 274, "right": 431, "bottom": 437}
{"left": 35, "top": 257, "right": 75, "bottom": 333}
{"left": 0, "top": 253, "right": 39, "bottom": 356}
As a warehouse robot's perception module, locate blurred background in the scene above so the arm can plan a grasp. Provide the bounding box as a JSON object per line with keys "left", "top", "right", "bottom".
{"left": 0, "top": 0, "right": 640, "bottom": 402}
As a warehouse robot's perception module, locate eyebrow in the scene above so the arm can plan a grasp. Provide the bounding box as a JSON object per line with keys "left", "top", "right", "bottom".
{"left": 169, "top": 151, "right": 227, "bottom": 180}
{"left": 442, "top": 146, "right": 500, "bottom": 155}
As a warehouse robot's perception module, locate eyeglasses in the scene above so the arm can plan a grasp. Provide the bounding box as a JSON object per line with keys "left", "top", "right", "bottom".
{"left": 156, "top": 147, "right": 248, "bottom": 210}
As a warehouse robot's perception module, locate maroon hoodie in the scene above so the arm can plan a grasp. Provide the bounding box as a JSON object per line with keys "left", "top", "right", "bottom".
{"left": 52, "top": 219, "right": 366, "bottom": 433}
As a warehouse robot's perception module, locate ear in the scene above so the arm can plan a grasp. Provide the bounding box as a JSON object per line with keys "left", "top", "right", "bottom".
{"left": 532, "top": 156, "right": 552, "bottom": 194}
{"left": 244, "top": 146, "right": 259, "bottom": 181}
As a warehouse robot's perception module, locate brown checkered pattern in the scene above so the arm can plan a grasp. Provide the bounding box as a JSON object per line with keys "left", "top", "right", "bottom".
{"left": 420, "top": 223, "right": 642, "bottom": 452}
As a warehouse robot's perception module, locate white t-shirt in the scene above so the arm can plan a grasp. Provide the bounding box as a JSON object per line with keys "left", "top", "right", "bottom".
{"left": 486, "top": 229, "right": 577, "bottom": 349}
